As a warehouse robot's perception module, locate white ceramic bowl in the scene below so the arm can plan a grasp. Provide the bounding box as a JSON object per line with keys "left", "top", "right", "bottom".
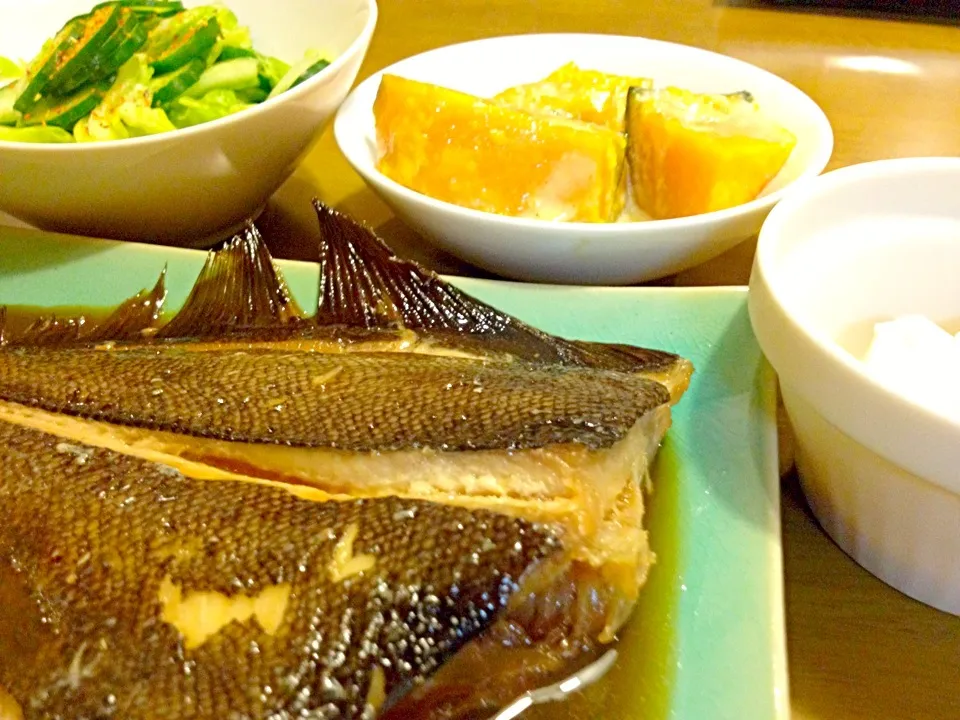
{"left": 749, "top": 157, "right": 960, "bottom": 615}
{"left": 334, "top": 33, "right": 833, "bottom": 285}
{"left": 0, "top": 0, "right": 377, "bottom": 245}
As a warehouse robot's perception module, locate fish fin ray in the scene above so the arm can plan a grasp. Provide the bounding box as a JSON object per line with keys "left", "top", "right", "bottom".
{"left": 566, "top": 340, "right": 684, "bottom": 373}
{"left": 312, "top": 202, "right": 687, "bottom": 371}
{"left": 7, "top": 313, "right": 84, "bottom": 346}
{"left": 314, "top": 201, "right": 522, "bottom": 334}
{"left": 157, "top": 223, "right": 306, "bottom": 339}
{"left": 0, "top": 269, "right": 167, "bottom": 347}
{"left": 83, "top": 267, "right": 168, "bottom": 343}
{"left": 312, "top": 201, "right": 602, "bottom": 362}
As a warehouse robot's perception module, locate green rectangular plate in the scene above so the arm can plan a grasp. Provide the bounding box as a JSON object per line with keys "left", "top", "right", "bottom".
{"left": 0, "top": 226, "right": 786, "bottom": 720}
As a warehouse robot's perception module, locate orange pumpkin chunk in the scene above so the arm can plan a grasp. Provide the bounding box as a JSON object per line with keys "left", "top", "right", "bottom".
{"left": 373, "top": 74, "right": 627, "bottom": 223}
{"left": 494, "top": 62, "right": 652, "bottom": 133}
{"left": 626, "top": 86, "right": 797, "bottom": 220}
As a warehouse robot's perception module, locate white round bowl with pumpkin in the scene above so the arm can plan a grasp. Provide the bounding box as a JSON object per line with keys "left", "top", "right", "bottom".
{"left": 334, "top": 33, "right": 832, "bottom": 285}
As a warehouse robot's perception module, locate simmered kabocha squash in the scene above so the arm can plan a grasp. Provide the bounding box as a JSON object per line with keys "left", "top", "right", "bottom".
{"left": 374, "top": 74, "right": 627, "bottom": 222}
{"left": 625, "top": 86, "right": 797, "bottom": 220}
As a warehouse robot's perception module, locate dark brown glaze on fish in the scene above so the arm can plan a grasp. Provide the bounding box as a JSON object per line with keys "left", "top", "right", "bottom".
{"left": 0, "top": 347, "right": 669, "bottom": 451}
{"left": 0, "top": 209, "right": 688, "bottom": 456}
{"left": 0, "top": 418, "right": 562, "bottom": 720}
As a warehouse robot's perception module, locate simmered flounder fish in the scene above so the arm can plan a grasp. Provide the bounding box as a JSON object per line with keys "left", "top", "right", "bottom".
{"left": 0, "top": 418, "right": 563, "bottom": 719}
{"left": 0, "top": 203, "right": 692, "bottom": 718}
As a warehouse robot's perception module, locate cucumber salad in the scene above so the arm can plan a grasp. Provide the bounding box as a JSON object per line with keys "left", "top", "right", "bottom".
{"left": 0, "top": 1, "right": 331, "bottom": 143}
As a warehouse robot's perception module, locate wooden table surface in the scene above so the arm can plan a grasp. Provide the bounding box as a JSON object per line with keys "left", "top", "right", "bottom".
{"left": 258, "top": 2, "right": 960, "bottom": 718}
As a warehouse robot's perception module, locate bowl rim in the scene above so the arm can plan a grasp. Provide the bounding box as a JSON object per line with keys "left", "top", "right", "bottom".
{"left": 0, "top": 0, "right": 379, "bottom": 153}
{"left": 334, "top": 31, "right": 834, "bottom": 235}
{"left": 751, "top": 155, "right": 960, "bottom": 492}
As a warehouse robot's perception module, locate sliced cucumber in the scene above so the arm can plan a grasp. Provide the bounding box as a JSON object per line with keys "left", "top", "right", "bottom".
{"left": 138, "top": 15, "right": 164, "bottom": 34}
{"left": 218, "top": 46, "right": 257, "bottom": 61}
{"left": 43, "top": 4, "right": 125, "bottom": 97}
{"left": 49, "top": 8, "right": 147, "bottom": 95}
{"left": 0, "top": 82, "right": 21, "bottom": 125}
{"left": 19, "top": 79, "right": 111, "bottom": 130}
{"left": 234, "top": 86, "right": 268, "bottom": 104}
{"left": 13, "top": 19, "right": 84, "bottom": 112}
{"left": 183, "top": 57, "right": 259, "bottom": 98}
{"left": 89, "top": 13, "right": 150, "bottom": 80}
{"left": 151, "top": 57, "right": 204, "bottom": 105}
{"left": 257, "top": 72, "right": 273, "bottom": 94}
{"left": 267, "top": 50, "right": 330, "bottom": 100}
{"left": 46, "top": 14, "right": 122, "bottom": 95}
{"left": 93, "top": 0, "right": 184, "bottom": 17}
{"left": 291, "top": 59, "right": 329, "bottom": 88}
{"left": 61, "top": 10, "right": 94, "bottom": 29}
{"left": 144, "top": 10, "right": 220, "bottom": 74}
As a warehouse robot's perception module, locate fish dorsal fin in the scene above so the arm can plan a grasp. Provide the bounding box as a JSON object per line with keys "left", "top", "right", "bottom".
{"left": 158, "top": 223, "right": 305, "bottom": 339}
{"left": 313, "top": 201, "right": 516, "bottom": 334}
{"left": 0, "top": 311, "right": 86, "bottom": 346}
{"left": 4, "top": 224, "right": 301, "bottom": 346}
{"left": 0, "top": 271, "right": 167, "bottom": 347}
{"left": 313, "top": 201, "right": 664, "bottom": 366}
{"left": 83, "top": 268, "right": 168, "bottom": 343}
{"left": 312, "top": 201, "right": 595, "bottom": 362}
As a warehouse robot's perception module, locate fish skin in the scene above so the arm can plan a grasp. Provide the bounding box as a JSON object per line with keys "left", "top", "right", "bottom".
{"left": 0, "top": 419, "right": 561, "bottom": 719}
{"left": 0, "top": 210, "right": 692, "bottom": 410}
{"left": 0, "top": 347, "right": 670, "bottom": 452}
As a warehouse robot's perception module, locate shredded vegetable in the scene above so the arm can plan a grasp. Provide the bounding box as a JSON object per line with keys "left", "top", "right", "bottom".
{"left": 0, "top": 1, "right": 331, "bottom": 143}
